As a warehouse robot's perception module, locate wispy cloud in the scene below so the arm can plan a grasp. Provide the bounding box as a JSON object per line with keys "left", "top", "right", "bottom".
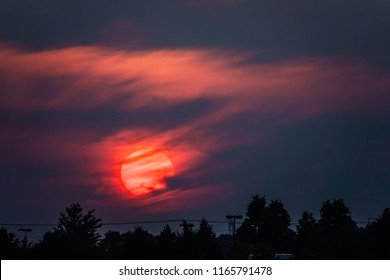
{"left": 1, "top": 44, "right": 389, "bottom": 212}
{"left": 1, "top": 45, "right": 388, "bottom": 114}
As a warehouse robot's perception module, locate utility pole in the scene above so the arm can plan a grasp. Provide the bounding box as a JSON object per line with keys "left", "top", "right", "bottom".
{"left": 226, "top": 214, "right": 242, "bottom": 259}
{"left": 18, "top": 228, "right": 32, "bottom": 250}
{"left": 18, "top": 228, "right": 32, "bottom": 239}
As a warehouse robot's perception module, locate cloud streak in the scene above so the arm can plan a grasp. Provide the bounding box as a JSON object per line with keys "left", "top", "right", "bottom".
{"left": 1, "top": 45, "right": 389, "bottom": 120}
{"left": 1, "top": 44, "right": 389, "bottom": 214}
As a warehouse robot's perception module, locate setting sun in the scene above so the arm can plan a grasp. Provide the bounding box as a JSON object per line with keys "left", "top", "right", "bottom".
{"left": 120, "top": 149, "right": 175, "bottom": 196}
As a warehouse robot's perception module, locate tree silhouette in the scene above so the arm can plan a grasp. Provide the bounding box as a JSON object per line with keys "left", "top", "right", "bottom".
{"left": 263, "top": 199, "right": 294, "bottom": 253}
{"left": 99, "top": 231, "right": 125, "bottom": 259}
{"left": 121, "top": 226, "right": 157, "bottom": 259}
{"left": 18, "top": 234, "right": 33, "bottom": 259}
{"left": 196, "top": 219, "right": 222, "bottom": 259}
{"left": 6, "top": 196, "right": 390, "bottom": 260}
{"left": 236, "top": 195, "right": 267, "bottom": 244}
{"left": 319, "top": 199, "right": 355, "bottom": 231}
{"left": 245, "top": 195, "right": 267, "bottom": 227}
{"left": 318, "top": 199, "right": 357, "bottom": 259}
{"left": 157, "top": 225, "right": 177, "bottom": 259}
{"left": 295, "top": 211, "right": 320, "bottom": 259}
{"left": 177, "top": 220, "right": 197, "bottom": 259}
{"left": 159, "top": 224, "right": 176, "bottom": 244}
{"left": 56, "top": 203, "right": 102, "bottom": 243}
{"left": 37, "top": 203, "right": 102, "bottom": 259}
{"left": 366, "top": 208, "right": 390, "bottom": 259}
{"left": 0, "top": 227, "right": 19, "bottom": 259}
{"left": 237, "top": 195, "right": 293, "bottom": 258}
{"left": 34, "top": 230, "right": 60, "bottom": 258}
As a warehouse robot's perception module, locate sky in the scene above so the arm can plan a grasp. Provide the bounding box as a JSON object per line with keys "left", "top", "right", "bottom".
{"left": 1, "top": 0, "right": 390, "bottom": 240}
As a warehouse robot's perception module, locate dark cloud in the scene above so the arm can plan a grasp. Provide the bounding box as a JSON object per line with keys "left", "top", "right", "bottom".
{"left": 0, "top": 98, "right": 216, "bottom": 136}
{"left": 1, "top": 1, "right": 389, "bottom": 66}
{"left": 176, "top": 112, "right": 390, "bottom": 221}
{"left": 1, "top": 0, "right": 389, "bottom": 235}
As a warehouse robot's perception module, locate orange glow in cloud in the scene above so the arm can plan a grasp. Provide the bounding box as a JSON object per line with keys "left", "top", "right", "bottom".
{"left": 120, "top": 149, "right": 175, "bottom": 196}
{"left": 83, "top": 128, "right": 209, "bottom": 206}
{"left": 1, "top": 44, "right": 389, "bottom": 118}
{"left": 1, "top": 44, "right": 390, "bottom": 212}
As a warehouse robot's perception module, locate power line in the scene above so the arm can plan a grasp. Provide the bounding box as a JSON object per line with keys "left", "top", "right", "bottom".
{"left": 0, "top": 220, "right": 371, "bottom": 227}
{"left": 102, "top": 219, "right": 230, "bottom": 226}
{"left": 0, "top": 219, "right": 234, "bottom": 227}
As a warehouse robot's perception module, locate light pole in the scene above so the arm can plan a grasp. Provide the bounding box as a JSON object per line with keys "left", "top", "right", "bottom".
{"left": 18, "top": 228, "right": 32, "bottom": 239}
{"left": 18, "top": 228, "right": 32, "bottom": 250}
{"left": 226, "top": 215, "right": 242, "bottom": 259}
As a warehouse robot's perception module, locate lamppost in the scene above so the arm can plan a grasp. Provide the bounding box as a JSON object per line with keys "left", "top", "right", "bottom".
{"left": 226, "top": 214, "right": 242, "bottom": 259}
{"left": 180, "top": 222, "right": 194, "bottom": 258}
{"left": 18, "top": 228, "right": 32, "bottom": 250}
{"left": 18, "top": 228, "right": 32, "bottom": 239}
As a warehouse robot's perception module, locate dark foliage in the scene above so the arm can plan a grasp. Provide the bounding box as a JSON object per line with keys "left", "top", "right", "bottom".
{"left": 196, "top": 219, "right": 223, "bottom": 259}
{"left": 0, "top": 228, "right": 19, "bottom": 259}
{"left": 99, "top": 231, "right": 126, "bottom": 259}
{"left": 121, "top": 227, "right": 157, "bottom": 259}
{"left": 317, "top": 199, "right": 358, "bottom": 259}
{"left": 236, "top": 196, "right": 293, "bottom": 258}
{"left": 365, "top": 208, "right": 390, "bottom": 259}
{"left": 294, "top": 211, "right": 321, "bottom": 259}
{"left": 176, "top": 220, "right": 198, "bottom": 259}
{"left": 35, "top": 203, "right": 102, "bottom": 259}
{"left": 2, "top": 199, "right": 390, "bottom": 260}
{"left": 156, "top": 225, "right": 177, "bottom": 259}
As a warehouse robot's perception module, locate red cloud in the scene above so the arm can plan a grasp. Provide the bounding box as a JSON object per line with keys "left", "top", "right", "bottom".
{"left": 1, "top": 44, "right": 389, "bottom": 212}
{"left": 1, "top": 44, "right": 388, "bottom": 116}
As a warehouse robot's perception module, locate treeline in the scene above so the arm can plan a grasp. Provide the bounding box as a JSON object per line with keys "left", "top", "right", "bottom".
{"left": 1, "top": 195, "right": 390, "bottom": 259}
